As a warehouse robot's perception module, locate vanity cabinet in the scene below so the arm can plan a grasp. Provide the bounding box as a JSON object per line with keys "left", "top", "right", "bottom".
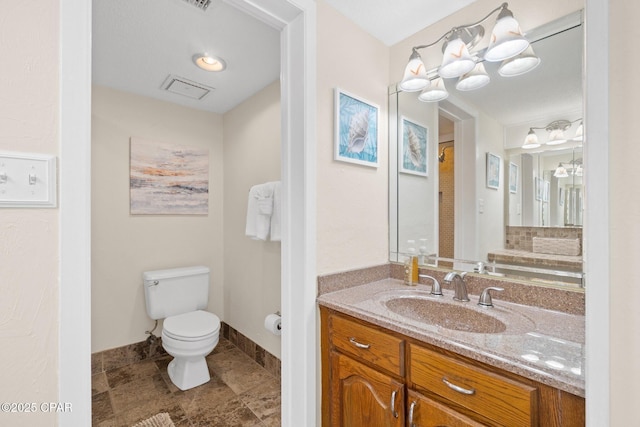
{"left": 320, "top": 306, "right": 585, "bottom": 427}
{"left": 327, "top": 311, "right": 405, "bottom": 426}
{"left": 330, "top": 351, "right": 405, "bottom": 427}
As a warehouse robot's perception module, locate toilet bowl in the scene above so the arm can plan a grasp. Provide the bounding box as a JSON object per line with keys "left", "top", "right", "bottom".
{"left": 161, "top": 310, "right": 221, "bottom": 391}
{"left": 143, "top": 266, "right": 220, "bottom": 391}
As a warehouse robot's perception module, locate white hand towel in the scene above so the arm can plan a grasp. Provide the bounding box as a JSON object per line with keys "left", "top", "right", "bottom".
{"left": 246, "top": 182, "right": 276, "bottom": 241}
{"left": 270, "top": 181, "right": 281, "bottom": 241}
{"left": 245, "top": 186, "right": 260, "bottom": 239}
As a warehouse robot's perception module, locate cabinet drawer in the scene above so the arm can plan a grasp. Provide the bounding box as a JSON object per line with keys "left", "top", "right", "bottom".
{"left": 409, "top": 344, "right": 537, "bottom": 427}
{"left": 329, "top": 314, "right": 404, "bottom": 376}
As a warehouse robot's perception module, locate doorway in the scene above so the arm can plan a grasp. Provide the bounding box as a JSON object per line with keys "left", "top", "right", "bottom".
{"left": 438, "top": 115, "right": 455, "bottom": 263}
{"left": 59, "top": 1, "right": 317, "bottom": 426}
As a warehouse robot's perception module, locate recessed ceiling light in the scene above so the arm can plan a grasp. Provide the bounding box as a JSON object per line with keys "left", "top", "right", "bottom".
{"left": 192, "top": 54, "right": 226, "bottom": 72}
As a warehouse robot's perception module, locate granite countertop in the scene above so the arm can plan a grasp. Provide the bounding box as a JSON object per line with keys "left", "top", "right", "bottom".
{"left": 317, "top": 278, "right": 585, "bottom": 397}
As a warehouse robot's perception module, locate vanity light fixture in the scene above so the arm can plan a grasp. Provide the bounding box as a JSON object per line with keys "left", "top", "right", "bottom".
{"left": 192, "top": 54, "right": 227, "bottom": 72}
{"left": 498, "top": 46, "right": 541, "bottom": 77}
{"left": 553, "top": 163, "right": 569, "bottom": 178}
{"left": 456, "top": 63, "right": 491, "bottom": 91}
{"left": 522, "top": 128, "right": 540, "bottom": 149}
{"left": 573, "top": 121, "right": 584, "bottom": 141}
{"left": 399, "top": 2, "right": 537, "bottom": 100}
{"left": 418, "top": 77, "right": 449, "bottom": 102}
{"left": 555, "top": 158, "right": 583, "bottom": 178}
{"left": 522, "top": 119, "right": 583, "bottom": 149}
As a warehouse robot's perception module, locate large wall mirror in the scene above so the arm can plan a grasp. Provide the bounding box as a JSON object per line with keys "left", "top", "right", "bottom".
{"left": 389, "top": 10, "right": 585, "bottom": 289}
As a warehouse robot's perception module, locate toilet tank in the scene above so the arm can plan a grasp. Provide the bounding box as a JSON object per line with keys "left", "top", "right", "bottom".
{"left": 143, "top": 266, "right": 210, "bottom": 320}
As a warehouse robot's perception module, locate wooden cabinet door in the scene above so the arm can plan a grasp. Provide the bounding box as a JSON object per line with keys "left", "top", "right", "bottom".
{"left": 330, "top": 351, "right": 405, "bottom": 427}
{"left": 407, "top": 390, "right": 487, "bottom": 427}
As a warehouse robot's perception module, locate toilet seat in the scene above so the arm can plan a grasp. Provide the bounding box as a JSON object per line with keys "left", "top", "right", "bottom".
{"left": 163, "top": 310, "right": 220, "bottom": 342}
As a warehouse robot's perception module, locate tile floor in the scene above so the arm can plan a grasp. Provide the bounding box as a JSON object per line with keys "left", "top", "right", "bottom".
{"left": 92, "top": 337, "right": 281, "bottom": 426}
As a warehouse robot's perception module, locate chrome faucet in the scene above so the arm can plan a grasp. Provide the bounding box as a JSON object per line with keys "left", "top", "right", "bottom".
{"left": 444, "top": 271, "right": 469, "bottom": 302}
{"left": 419, "top": 274, "right": 443, "bottom": 296}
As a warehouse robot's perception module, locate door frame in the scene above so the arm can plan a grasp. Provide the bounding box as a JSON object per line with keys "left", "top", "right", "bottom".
{"left": 58, "top": 0, "right": 318, "bottom": 425}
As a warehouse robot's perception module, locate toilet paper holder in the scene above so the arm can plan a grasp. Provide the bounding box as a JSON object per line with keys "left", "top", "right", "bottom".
{"left": 275, "top": 311, "right": 281, "bottom": 331}
{"left": 264, "top": 311, "right": 282, "bottom": 334}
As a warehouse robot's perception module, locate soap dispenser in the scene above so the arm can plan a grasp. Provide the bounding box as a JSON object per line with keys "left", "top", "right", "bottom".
{"left": 404, "top": 242, "right": 419, "bottom": 286}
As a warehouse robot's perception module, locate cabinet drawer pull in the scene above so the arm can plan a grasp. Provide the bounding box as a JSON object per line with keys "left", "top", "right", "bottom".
{"left": 349, "top": 337, "right": 371, "bottom": 349}
{"left": 442, "top": 377, "right": 476, "bottom": 395}
{"left": 408, "top": 400, "right": 417, "bottom": 427}
{"left": 390, "top": 390, "right": 399, "bottom": 418}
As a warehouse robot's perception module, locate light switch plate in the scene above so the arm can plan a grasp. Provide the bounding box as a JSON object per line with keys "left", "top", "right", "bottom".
{"left": 0, "top": 152, "right": 57, "bottom": 208}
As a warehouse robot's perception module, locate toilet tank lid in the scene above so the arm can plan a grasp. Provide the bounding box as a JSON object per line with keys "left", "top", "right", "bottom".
{"left": 143, "top": 266, "right": 209, "bottom": 281}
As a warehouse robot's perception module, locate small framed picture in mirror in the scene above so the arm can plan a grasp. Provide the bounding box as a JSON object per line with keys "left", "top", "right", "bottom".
{"left": 399, "top": 116, "right": 428, "bottom": 176}
{"left": 509, "top": 162, "right": 518, "bottom": 193}
{"left": 486, "top": 152, "right": 501, "bottom": 190}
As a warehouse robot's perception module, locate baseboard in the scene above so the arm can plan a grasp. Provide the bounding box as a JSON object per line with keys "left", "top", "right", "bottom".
{"left": 91, "top": 321, "right": 281, "bottom": 378}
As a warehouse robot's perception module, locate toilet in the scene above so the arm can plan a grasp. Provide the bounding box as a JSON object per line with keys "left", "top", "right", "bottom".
{"left": 143, "top": 266, "right": 220, "bottom": 391}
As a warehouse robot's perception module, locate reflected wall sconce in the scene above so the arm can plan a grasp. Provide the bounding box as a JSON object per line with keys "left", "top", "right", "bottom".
{"left": 554, "top": 158, "right": 583, "bottom": 178}
{"left": 438, "top": 145, "right": 453, "bottom": 163}
{"left": 553, "top": 163, "right": 569, "bottom": 178}
{"left": 399, "top": 3, "right": 539, "bottom": 101}
{"left": 522, "top": 119, "right": 583, "bottom": 149}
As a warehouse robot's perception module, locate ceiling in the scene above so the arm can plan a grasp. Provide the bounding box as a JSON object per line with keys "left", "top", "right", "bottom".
{"left": 92, "top": 0, "right": 280, "bottom": 114}
{"left": 322, "top": 0, "right": 478, "bottom": 46}
{"left": 93, "top": 0, "right": 583, "bottom": 127}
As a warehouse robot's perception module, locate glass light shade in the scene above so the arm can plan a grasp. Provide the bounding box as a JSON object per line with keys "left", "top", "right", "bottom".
{"left": 554, "top": 164, "right": 569, "bottom": 178}
{"left": 574, "top": 165, "right": 583, "bottom": 177}
{"left": 547, "top": 128, "right": 567, "bottom": 145}
{"left": 399, "top": 51, "right": 430, "bottom": 92}
{"left": 573, "top": 121, "right": 584, "bottom": 141}
{"left": 498, "top": 46, "right": 541, "bottom": 77}
{"left": 522, "top": 129, "right": 540, "bottom": 149}
{"left": 484, "top": 11, "right": 529, "bottom": 62}
{"left": 418, "top": 77, "right": 449, "bottom": 102}
{"left": 455, "top": 63, "right": 490, "bottom": 91}
{"left": 193, "top": 54, "right": 226, "bottom": 72}
{"left": 438, "top": 37, "right": 476, "bottom": 79}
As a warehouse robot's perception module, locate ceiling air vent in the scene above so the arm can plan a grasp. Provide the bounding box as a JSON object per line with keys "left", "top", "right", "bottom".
{"left": 181, "top": 0, "right": 212, "bottom": 11}
{"left": 161, "top": 75, "right": 214, "bottom": 100}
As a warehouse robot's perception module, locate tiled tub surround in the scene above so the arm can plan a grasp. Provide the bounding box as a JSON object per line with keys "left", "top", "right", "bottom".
{"left": 486, "top": 226, "right": 584, "bottom": 272}
{"left": 317, "top": 264, "right": 585, "bottom": 397}
{"left": 505, "top": 226, "right": 583, "bottom": 252}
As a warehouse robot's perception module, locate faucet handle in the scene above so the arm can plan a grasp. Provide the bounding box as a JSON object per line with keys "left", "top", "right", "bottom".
{"left": 419, "top": 274, "right": 442, "bottom": 296}
{"left": 478, "top": 287, "right": 504, "bottom": 308}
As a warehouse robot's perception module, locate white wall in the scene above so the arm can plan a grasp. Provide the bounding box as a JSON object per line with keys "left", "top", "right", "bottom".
{"left": 0, "top": 2, "right": 60, "bottom": 425}
{"left": 223, "top": 81, "right": 281, "bottom": 358}
{"left": 610, "top": 1, "right": 640, "bottom": 423}
{"left": 91, "top": 85, "right": 225, "bottom": 352}
{"left": 316, "top": 0, "right": 390, "bottom": 275}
